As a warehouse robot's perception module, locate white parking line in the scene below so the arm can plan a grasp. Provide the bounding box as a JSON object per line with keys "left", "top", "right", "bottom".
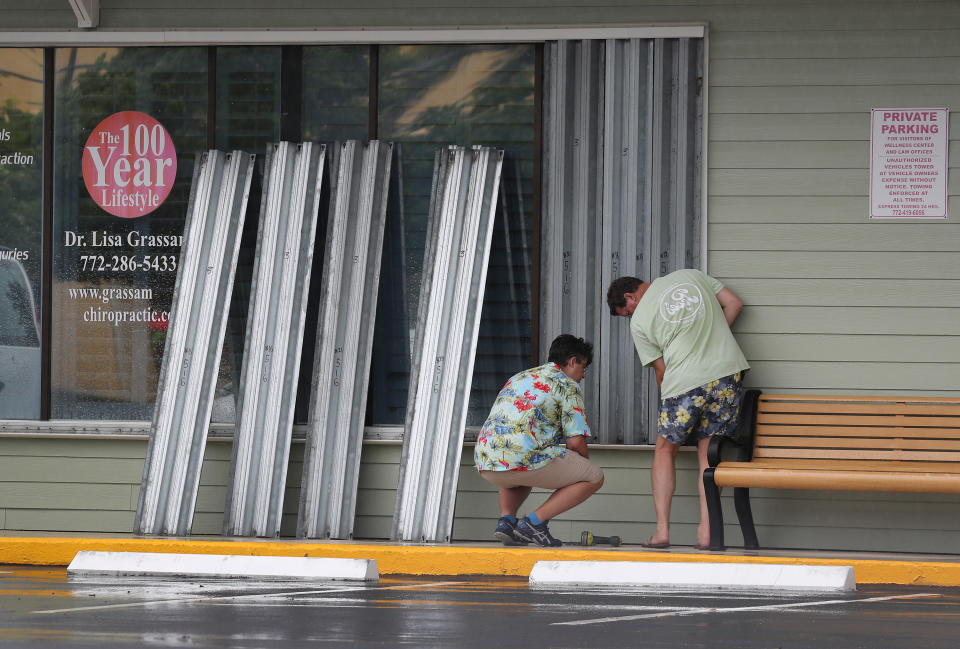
{"left": 553, "top": 593, "right": 942, "bottom": 626}
{"left": 200, "top": 597, "right": 688, "bottom": 614}
{"left": 32, "top": 580, "right": 465, "bottom": 615}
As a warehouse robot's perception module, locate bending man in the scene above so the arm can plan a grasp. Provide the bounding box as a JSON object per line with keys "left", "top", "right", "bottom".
{"left": 474, "top": 334, "right": 604, "bottom": 547}
{"left": 607, "top": 270, "right": 749, "bottom": 549}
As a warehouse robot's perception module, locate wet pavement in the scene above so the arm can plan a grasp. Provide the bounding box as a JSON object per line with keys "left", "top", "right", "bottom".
{"left": 2, "top": 565, "right": 960, "bottom": 648}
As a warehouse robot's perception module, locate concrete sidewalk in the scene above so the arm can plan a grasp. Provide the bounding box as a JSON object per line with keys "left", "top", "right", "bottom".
{"left": 3, "top": 533, "right": 960, "bottom": 586}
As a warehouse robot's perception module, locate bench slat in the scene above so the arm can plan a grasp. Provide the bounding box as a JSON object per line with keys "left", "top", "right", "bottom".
{"left": 745, "top": 458, "right": 960, "bottom": 473}
{"left": 754, "top": 447, "right": 960, "bottom": 462}
{"left": 760, "top": 394, "right": 960, "bottom": 405}
{"left": 757, "top": 413, "right": 960, "bottom": 428}
{"left": 713, "top": 464, "right": 960, "bottom": 493}
{"left": 755, "top": 424, "right": 960, "bottom": 439}
{"left": 758, "top": 401, "right": 960, "bottom": 416}
{"left": 755, "top": 435, "right": 960, "bottom": 451}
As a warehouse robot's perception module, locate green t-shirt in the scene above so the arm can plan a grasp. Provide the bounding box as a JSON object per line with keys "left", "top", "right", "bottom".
{"left": 630, "top": 269, "right": 750, "bottom": 399}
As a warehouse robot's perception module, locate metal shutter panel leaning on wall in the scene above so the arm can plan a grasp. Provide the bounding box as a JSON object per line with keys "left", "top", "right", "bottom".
{"left": 298, "top": 140, "right": 393, "bottom": 540}
{"left": 224, "top": 142, "right": 326, "bottom": 538}
{"left": 392, "top": 145, "right": 504, "bottom": 543}
{"left": 135, "top": 150, "right": 256, "bottom": 536}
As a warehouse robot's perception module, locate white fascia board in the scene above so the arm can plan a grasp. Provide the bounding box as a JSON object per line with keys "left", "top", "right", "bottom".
{"left": 0, "top": 24, "right": 704, "bottom": 47}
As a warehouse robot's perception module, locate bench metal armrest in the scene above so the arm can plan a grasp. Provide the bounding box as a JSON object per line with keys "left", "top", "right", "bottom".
{"left": 707, "top": 434, "right": 744, "bottom": 467}
{"left": 707, "top": 389, "right": 762, "bottom": 467}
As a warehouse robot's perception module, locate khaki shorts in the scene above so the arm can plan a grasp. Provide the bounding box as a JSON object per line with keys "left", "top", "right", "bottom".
{"left": 480, "top": 450, "right": 603, "bottom": 489}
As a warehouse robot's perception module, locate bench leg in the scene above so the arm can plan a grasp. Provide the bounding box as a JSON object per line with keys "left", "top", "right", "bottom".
{"left": 734, "top": 487, "right": 759, "bottom": 550}
{"left": 702, "top": 467, "right": 725, "bottom": 550}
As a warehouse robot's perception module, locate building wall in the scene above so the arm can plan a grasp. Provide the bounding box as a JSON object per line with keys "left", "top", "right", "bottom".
{"left": 0, "top": 0, "right": 958, "bottom": 551}
{"left": 3, "top": 436, "right": 960, "bottom": 553}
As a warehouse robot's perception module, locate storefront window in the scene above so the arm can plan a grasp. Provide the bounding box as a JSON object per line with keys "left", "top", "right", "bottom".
{"left": 51, "top": 47, "right": 208, "bottom": 419}
{"left": 372, "top": 44, "right": 535, "bottom": 425}
{"left": 0, "top": 48, "right": 43, "bottom": 419}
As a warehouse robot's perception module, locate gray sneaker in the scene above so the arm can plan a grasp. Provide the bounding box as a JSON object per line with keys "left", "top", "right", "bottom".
{"left": 514, "top": 516, "right": 562, "bottom": 547}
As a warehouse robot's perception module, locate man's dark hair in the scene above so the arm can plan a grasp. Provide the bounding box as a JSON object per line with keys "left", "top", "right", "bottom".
{"left": 548, "top": 334, "right": 593, "bottom": 367}
{"left": 606, "top": 276, "right": 643, "bottom": 315}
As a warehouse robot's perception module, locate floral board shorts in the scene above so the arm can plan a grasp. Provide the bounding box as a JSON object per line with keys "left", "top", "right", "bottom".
{"left": 657, "top": 371, "right": 744, "bottom": 445}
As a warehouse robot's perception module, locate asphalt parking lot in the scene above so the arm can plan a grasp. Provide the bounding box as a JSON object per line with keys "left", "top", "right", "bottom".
{"left": 2, "top": 565, "right": 959, "bottom": 648}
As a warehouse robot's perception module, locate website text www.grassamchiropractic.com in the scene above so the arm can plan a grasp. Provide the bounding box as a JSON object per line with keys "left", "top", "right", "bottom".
{"left": 67, "top": 286, "right": 169, "bottom": 327}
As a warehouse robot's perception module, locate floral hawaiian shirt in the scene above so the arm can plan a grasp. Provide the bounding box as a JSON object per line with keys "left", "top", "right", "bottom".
{"left": 474, "top": 362, "right": 591, "bottom": 472}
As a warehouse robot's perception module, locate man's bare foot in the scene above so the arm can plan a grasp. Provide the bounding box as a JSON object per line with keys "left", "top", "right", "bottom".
{"left": 641, "top": 535, "right": 670, "bottom": 549}
{"left": 696, "top": 523, "right": 710, "bottom": 548}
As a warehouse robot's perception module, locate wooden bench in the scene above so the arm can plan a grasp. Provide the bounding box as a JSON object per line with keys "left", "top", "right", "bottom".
{"left": 702, "top": 390, "right": 960, "bottom": 551}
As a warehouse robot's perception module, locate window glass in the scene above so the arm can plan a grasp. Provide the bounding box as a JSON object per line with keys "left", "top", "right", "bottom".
{"left": 296, "top": 46, "right": 371, "bottom": 423}
{"left": 0, "top": 48, "right": 43, "bottom": 419}
{"left": 215, "top": 47, "right": 281, "bottom": 154}
{"left": 214, "top": 46, "right": 282, "bottom": 423}
{"left": 373, "top": 44, "right": 535, "bottom": 425}
{"left": 302, "top": 46, "right": 370, "bottom": 142}
{"left": 52, "top": 47, "right": 207, "bottom": 420}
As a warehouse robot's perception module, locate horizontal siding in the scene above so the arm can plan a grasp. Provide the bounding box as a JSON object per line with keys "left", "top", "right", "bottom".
{"left": 709, "top": 169, "right": 959, "bottom": 196}
{"left": 713, "top": 252, "right": 960, "bottom": 278}
{"left": 0, "top": 483, "right": 131, "bottom": 510}
{"left": 710, "top": 114, "right": 956, "bottom": 141}
{"left": 4, "top": 510, "right": 136, "bottom": 533}
{"left": 712, "top": 57, "right": 960, "bottom": 86}
{"left": 710, "top": 224, "right": 960, "bottom": 251}
{"left": 3, "top": 0, "right": 958, "bottom": 32}
{"left": 744, "top": 361, "right": 959, "bottom": 392}
{"left": 0, "top": 456, "right": 144, "bottom": 484}
{"left": 736, "top": 306, "right": 960, "bottom": 335}
{"left": 710, "top": 28, "right": 960, "bottom": 59}
{"left": 711, "top": 141, "right": 960, "bottom": 169}
{"left": 3, "top": 436, "right": 960, "bottom": 552}
{"left": 0, "top": 437, "right": 406, "bottom": 537}
{"left": 710, "top": 196, "right": 960, "bottom": 224}
{"left": 739, "top": 334, "right": 959, "bottom": 363}
{"left": 711, "top": 85, "right": 960, "bottom": 114}
{"left": 732, "top": 279, "right": 960, "bottom": 307}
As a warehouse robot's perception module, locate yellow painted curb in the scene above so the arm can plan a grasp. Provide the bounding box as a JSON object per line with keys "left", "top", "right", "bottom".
{"left": 2, "top": 537, "right": 959, "bottom": 586}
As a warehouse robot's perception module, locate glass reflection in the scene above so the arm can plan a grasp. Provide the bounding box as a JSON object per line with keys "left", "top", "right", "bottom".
{"left": 295, "top": 45, "right": 371, "bottom": 424}
{"left": 373, "top": 44, "right": 535, "bottom": 425}
{"left": 214, "top": 46, "right": 283, "bottom": 423}
{"left": 0, "top": 48, "right": 43, "bottom": 419}
{"left": 302, "top": 46, "right": 369, "bottom": 143}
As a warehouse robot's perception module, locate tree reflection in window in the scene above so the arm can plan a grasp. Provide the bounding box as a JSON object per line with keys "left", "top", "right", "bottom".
{"left": 373, "top": 44, "right": 535, "bottom": 425}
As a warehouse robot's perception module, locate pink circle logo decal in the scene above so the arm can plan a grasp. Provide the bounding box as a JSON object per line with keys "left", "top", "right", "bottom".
{"left": 82, "top": 111, "right": 177, "bottom": 219}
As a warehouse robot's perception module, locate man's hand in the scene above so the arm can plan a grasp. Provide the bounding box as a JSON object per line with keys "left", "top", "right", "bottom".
{"left": 651, "top": 357, "right": 665, "bottom": 389}
{"left": 566, "top": 435, "right": 590, "bottom": 459}
{"left": 716, "top": 287, "right": 744, "bottom": 326}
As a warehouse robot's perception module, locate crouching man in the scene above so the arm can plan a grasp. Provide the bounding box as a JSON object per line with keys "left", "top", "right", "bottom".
{"left": 474, "top": 334, "right": 604, "bottom": 547}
